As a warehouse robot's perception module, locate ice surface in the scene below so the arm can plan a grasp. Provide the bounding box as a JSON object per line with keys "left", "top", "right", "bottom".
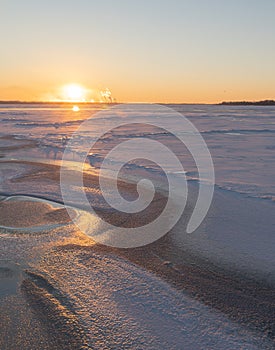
{"left": 1, "top": 103, "right": 275, "bottom": 200}
{"left": 1, "top": 103, "right": 275, "bottom": 348}
{"left": 41, "top": 246, "right": 273, "bottom": 349}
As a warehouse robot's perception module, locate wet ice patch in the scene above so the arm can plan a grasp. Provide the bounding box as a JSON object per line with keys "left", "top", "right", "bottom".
{"left": 0, "top": 260, "right": 22, "bottom": 299}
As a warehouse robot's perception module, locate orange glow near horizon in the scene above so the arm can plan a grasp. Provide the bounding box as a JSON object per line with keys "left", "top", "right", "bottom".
{"left": 0, "top": 81, "right": 274, "bottom": 104}
{"left": 0, "top": 77, "right": 274, "bottom": 104}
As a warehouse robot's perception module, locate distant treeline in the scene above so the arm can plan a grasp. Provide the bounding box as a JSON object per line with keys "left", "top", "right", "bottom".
{"left": 220, "top": 100, "right": 275, "bottom": 106}
{"left": 0, "top": 101, "right": 39, "bottom": 104}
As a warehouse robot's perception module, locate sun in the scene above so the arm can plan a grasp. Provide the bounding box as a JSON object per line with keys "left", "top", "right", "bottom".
{"left": 62, "top": 84, "right": 86, "bottom": 101}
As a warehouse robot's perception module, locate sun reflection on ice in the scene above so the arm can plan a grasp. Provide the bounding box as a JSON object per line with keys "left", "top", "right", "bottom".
{"left": 72, "top": 105, "right": 80, "bottom": 112}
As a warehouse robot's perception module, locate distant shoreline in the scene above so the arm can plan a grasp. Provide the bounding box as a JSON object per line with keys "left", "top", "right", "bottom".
{"left": 220, "top": 100, "right": 275, "bottom": 106}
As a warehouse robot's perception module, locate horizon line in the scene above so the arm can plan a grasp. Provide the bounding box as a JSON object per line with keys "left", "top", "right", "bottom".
{"left": 0, "top": 99, "right": 275, "bottom": 106}
{"left": 0, "top": 100, "right": 219, "bottom": 105}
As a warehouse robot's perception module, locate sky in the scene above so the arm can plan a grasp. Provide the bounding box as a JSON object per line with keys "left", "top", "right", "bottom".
{"left": 1, "top": 0, "right": 275, "bottom": 103}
